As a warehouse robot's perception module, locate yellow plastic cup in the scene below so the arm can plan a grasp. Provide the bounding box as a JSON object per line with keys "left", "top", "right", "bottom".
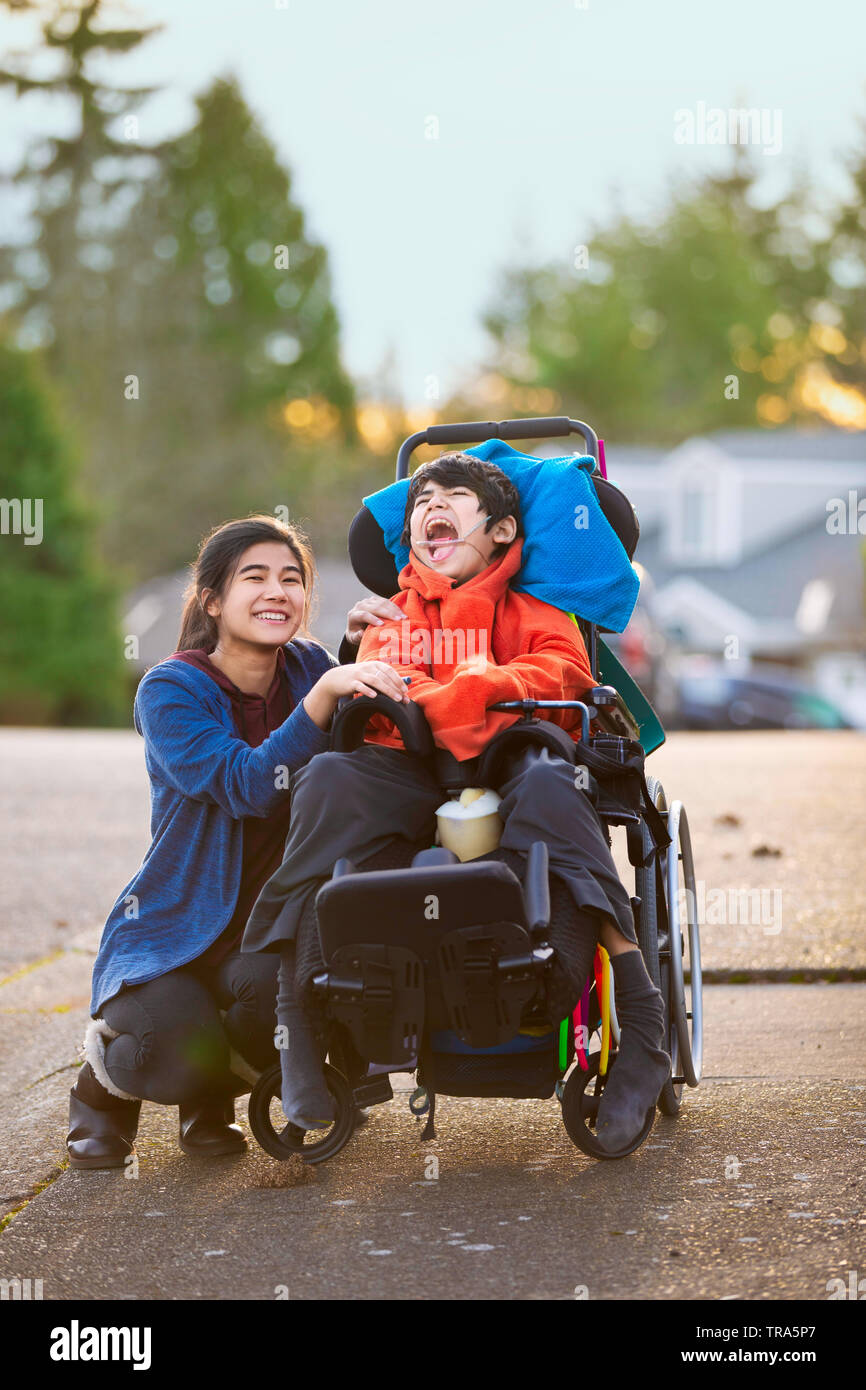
{"left": 435, "top": 787, "right": 503, "bottom": 862}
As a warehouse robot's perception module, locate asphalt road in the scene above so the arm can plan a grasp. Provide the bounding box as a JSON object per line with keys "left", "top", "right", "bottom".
{"left": 0, "top": 729, "right": 864, "bottom": 1301}
{"left": 2, "top": 728, "right": 863, "bottom": 980}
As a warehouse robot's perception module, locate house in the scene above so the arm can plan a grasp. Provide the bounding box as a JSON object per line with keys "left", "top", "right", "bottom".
{"left": 601, "top": 429, "right": 866, "bottom": 664}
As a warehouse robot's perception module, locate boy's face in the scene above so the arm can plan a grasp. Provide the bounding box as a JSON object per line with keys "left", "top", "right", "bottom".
{"left": 408, "top": 478, "right": 517, "bottom": 585}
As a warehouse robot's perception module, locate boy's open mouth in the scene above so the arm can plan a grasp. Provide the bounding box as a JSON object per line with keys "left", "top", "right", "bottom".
{"left": 423, "top": 516, "right": 459, "bottom": 563}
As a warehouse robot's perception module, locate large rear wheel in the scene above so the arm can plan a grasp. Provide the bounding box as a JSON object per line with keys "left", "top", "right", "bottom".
{"left": 666, "top": 801, "right": 703, "bottom": 1088}
{"left": 635, "top": 776, "right": 680, "bottom": 1115}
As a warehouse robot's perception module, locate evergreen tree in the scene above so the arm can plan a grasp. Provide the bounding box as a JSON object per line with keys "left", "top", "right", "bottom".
{"left": 155, "top": 76, "right": 354, "bottom": 424}
{"left": 0, "top": 339, "right": 127, "bottom": 724}
{"left": 0, "top": 0, "right": 163, "bottom": 381}
{"left": 1, "top": 6, "right": 359, "bottom": 579}
{"left": 95, "top": 74, "right": 357, "bottom": 576}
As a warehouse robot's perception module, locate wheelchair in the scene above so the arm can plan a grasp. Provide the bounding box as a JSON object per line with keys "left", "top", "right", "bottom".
{"left": 249, "top": 416, "right": 703, "bottom": 1164}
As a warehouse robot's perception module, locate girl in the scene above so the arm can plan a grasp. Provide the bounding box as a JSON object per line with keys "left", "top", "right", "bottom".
{"left": 67, "top": 513, "right": 405, "bottom": 1168}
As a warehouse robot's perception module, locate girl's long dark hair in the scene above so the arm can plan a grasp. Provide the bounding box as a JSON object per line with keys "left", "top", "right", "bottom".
{"left": 176, "top": 514, "right": 317, "bottom": 652}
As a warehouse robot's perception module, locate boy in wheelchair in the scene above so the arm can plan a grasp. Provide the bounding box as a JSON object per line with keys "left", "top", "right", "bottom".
{"left": 242, "top": 452, "right": 670, "bottom": 1154}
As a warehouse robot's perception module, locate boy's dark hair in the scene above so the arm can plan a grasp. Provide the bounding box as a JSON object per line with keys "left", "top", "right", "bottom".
{"left": 400, "top": 452, "right": 523, "bottom": 559}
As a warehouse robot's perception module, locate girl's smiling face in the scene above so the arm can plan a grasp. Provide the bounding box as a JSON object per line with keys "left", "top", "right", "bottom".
{"left": 202, "top": 541, "right": 307, "bottom": 649}
{"left": 409, "top": 480, "right": 516, "bottom": 584}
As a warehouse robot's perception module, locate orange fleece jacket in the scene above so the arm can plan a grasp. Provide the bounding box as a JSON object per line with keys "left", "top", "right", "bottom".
{"left": 356, "top": 536, "right": 595, "bottom": 761}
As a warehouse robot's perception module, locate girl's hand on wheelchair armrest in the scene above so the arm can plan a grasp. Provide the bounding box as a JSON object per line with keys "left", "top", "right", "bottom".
{"left": 344, "top": 595, "right": 404, "bottom": 647}
{"left": 302, "top": 661, "right": 410, "bottom": 730}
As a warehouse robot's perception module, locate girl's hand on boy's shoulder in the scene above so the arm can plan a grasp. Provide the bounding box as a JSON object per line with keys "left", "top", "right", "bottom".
{"left": 345, "top": 595, "right": 404, "bottom": 646}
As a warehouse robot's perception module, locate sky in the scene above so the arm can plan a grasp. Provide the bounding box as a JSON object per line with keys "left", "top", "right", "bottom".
{"left": 1, "top": 0, "right": 865, "bottom": 406}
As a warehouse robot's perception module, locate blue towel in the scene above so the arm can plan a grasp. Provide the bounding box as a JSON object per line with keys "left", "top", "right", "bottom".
{"left": 362, "top": 438, "right": 639, "bottom": 632}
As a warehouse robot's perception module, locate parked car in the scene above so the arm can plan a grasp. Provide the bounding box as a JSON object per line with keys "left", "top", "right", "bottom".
{"left": 675, "top": 658, "right": 852, "bottom": 731}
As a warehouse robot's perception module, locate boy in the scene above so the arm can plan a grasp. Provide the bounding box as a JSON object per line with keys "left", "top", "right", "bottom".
{"left": 243, "top": 453, "right": 669, "bottom": 1153}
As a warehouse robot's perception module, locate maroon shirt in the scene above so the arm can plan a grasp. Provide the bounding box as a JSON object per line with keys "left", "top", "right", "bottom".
{"left": 171, "top": 646, "right": 295, "bottom": 968}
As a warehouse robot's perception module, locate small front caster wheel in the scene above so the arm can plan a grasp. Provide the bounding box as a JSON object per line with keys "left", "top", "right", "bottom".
{"left": 560, "top": 1053, "right": 655, "bottom": 1160}
{"left": 248, "top": 1061, "right": 355, "bottom": 1164}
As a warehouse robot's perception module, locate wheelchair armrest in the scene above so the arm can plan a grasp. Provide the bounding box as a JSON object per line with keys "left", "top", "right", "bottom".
{"left": 589, "top": 685, "right": 618, "bottom": 707}
{"left": 330, "top": 692, "right": 436, "bottom": 759}
{"left": 489, "top": 698, "right": 592, "bottom": 743}
{"left": 524, "top": 841, "right": 551, "bottom": 935}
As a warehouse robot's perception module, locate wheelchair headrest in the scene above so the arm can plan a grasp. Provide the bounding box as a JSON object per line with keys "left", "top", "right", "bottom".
{"left": 348, "top": 502, "right": 401, "bottom": 599}
{"left": 348, "top": 439, "right": 641, "bottom": 631}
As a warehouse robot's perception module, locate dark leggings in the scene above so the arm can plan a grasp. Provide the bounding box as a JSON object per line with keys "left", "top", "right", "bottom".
{"left": 99, "top": 950, "right": 279, "bottom": 1105}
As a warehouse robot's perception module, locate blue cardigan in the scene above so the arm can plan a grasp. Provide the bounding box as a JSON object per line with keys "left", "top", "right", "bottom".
{"left": 90, "top": 638, "right": 337, "bottom": 1016}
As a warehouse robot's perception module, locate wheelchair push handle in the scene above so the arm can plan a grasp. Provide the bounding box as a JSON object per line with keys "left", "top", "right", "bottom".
{"left": 396, "top": 416, "right": 600, "bottom": 479}
{"left": 330, "top": 690, "right": 436, "bottom": 758}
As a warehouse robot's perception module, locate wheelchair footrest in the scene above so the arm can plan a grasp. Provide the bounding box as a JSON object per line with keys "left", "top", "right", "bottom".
{"left": 323, "top": 945, "right": 423, "bottom": 1066}
{"left": 352, "top": 1073, "right": 394, "bottom": 1108}
{"left": 437, "top": 922, "right": 538, "bottom": 1049}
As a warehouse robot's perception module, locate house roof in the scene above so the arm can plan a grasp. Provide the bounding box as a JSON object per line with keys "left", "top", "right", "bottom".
{"left": 640, "top": 513, "right": 865, "bottom": 629}
{"left": 704, "top": 428, "right": 866, "bottom": 462}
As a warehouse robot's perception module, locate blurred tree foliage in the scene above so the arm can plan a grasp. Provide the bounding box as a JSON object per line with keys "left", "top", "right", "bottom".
{"left": 0, "top": 3, "right": 359, "bottom": 583}
{"left": 829, "top": 116, "right": 866, "bottom": 396}
{"left": 92, "top": 74, "right": 359, "bottom": 575}
{"left": 0, "top": 340, "right": 128, "bottom": 724}
{"left": 0, "top": 0, "right": 163, "bottom": 378}
{"left": 477, "top": 149, "right": 866, "bottom": 440}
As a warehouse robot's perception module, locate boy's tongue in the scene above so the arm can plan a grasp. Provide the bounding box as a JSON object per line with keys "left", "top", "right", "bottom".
{"left": 430, "top": 539, "right": 457, "bottom": 562}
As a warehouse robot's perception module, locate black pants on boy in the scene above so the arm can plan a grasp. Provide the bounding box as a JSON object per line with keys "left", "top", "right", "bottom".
{"left": 244, "top": 744, "right": 638, "bottom": 955}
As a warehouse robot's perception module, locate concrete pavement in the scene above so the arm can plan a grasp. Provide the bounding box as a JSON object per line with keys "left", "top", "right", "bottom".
{"left": 3, "top": 728, "right": 863, "bottom": 980}
{"left": 1, "top": 728, "right": 864, "bottom": 1299}
{"left": 1, "top": 984, "right": 864, "bottom": 1300}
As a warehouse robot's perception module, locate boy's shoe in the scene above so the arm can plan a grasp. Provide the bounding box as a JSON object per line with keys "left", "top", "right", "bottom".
{"left": 351, "top": 1073, "right": 394, "bottom": 1109}
{"left": 594, "top": 950, "right": 670, "bottom": 1154}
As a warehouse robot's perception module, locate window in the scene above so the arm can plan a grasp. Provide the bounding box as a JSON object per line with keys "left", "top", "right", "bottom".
{"left": 682, "top": 487, "right": 710, "bottom": 549}
{"left": 665, "top": 448, "right": 742, "bottom": 567}
{"left": 675, "top": 483, "right": 715, "bottom": 560}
